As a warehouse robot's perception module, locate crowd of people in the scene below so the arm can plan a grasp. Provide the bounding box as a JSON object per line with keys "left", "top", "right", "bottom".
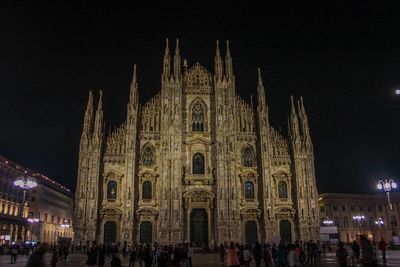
{"left": 335, "top": 235, "right": 388, "bottom": 267}
{"left": 0, "top": 236, "right": 391, "bottom": 266}
{"left": 80, "top": 239, "right": 328, "bottom": 267}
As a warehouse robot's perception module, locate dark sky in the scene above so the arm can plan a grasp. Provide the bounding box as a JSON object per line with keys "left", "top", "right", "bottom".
{"left": 1, "top": 2, "right": 400, "bottom": 194}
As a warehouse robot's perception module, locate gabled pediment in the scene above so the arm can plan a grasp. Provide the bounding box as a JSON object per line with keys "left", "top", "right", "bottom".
{"left": 185, "top": 135, "right": 211, "bottom": 145}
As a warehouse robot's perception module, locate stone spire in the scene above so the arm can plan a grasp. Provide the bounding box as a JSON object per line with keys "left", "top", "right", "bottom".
{"left": 93, "top": 90, "right": 103, "bottom": 137}
{"left": 173, "top": 38, "right": 181, "bottom": 81}
{"left": 129, "top": 64, "right": 139, "bottom": 107}
{"left": 290, "top": 96, "right": 300, "bottom": 140}
{"left": 298, "top": 96, "right": 312, "bottom": 145}
{"left": 225, "top": 40, "right": 233, "bottom": 80}
{"left": 82, "top": 91, "right": 94, "bottom": 136}
{"left": 257, "top": 68, "right": 266, "bottom": 108}
{"left": 162, "top": 38, "right": 171, "bottom": 80}
{"left": 215, "top": 40, "right": 223, "bottom": 80}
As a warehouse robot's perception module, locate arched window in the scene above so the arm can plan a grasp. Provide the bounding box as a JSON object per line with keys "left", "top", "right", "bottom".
{"left": 192, "top": 102, "right": 205, "bottom": 132}
{"left": 192, "top": 153, "right": 205, "bottom": 174}
{"left": 141, "top": 144, "right": 154, "bottom": 166}
{"left": 142, "top": 181, "right": 152, "bottom": 200}
{"left": 107, "top": 181, "right": 117, "bottom": 199}
{"left": 245, "top": 181, "right": 255, "bottom": 199}
{"left": 242, "top": 146, "right": 256, "bottom": 167}
{"left": 278, "top": 181, "right": 288, "bottom": 199}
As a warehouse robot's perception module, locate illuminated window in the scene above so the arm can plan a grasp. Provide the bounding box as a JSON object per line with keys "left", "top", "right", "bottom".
{"left": 192, "top": 153, "right": 205, "bottom": 174}
{"left": 141, "top": 144, "right": 155, "bottom": 166}
{"left": 245, "top": 181, "right": 255, "bottom": 199}
{"left": 278, "top": 181, "right": 288, "bottom": 199}
{"left": 242, "top": 146, "right": 256, "bottom": 167}
{"left": 107, "top": 181, "right": 117, "bottom": 199}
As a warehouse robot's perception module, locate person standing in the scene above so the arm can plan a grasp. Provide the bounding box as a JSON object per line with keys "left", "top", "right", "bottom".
{"left": 10, "top": 244, "right": 18, "bottom": 264}
{"left": 26, "top": 243, "right": 49, "bottom": 267}
{"left": 287, "top": 244, "right": 300, "bottom": 267}
{"left": 226, "top": 242, "right": 240, "bottom": 267}
{"left": 336, "top": 242, "right": 348, "bottom": 267}
{"left": 253, "top": 242, "right": 263, "bottom": 267}
{"left": 187, "top": 243, "right": 194, "bottom": 267}
{"left": 359, "top": 235, "right": 373, "bottom": 266}
{"left": 219, "top": 244, "right": 226, "bottom": 265}
{"left": 98, "top": 244, "right": 106, "bottom": 267}
{"left": 378, "top": 237, "right": 387, "bottom": 264}
{"left": 351, "top": 240, "right": 360, "bottom": 263}
{"left": 51, "top": 247, "right": 58, "bottom": 267}
{"left": 243, "top": 244, "right": 253, "bottom": 267}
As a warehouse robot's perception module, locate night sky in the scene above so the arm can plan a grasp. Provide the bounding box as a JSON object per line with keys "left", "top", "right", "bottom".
{"left": 1, "top": 2, "right": 400, "bottom": 194}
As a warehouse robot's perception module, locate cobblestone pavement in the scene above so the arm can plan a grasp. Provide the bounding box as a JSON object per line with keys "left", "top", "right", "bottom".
{"left": 1, "top": 251, "right": 400, "bottom": 266}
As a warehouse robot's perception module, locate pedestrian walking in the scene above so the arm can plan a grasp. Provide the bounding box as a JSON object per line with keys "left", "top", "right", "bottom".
{"left": 378, "top": 237, "right": 387, "bottom": 264}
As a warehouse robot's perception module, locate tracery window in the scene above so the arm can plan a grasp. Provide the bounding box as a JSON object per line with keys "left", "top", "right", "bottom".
{"left": 242, "top": 145, "right": 256, "bottom": 167}
{"left": 192, "top": 153, "right": 205, "bottom": 174}
{"left": 142, "top": 181, "right": 152, "bottom": 200}
{"left": 192, "top": 102, "right": 205, "bottom": 132}
{"left": 107, "top": 181, "right": 117, "bottom": 199}
{"left": 278, "top": 181, "right": 288, "bottom": 199}
{"left": 141, "top": 144, "right": 155, "bottom": 166}
{"left": 245, "top": 181, "right": 255, "bottom": 199}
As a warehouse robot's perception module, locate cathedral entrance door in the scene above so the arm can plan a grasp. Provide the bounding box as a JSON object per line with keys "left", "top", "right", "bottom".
{"left": 190, "top": 209, "right": 208, "bottom": 247}
{"left": 279, "top": 220, "right": 292, "bottom": 243}
{"left": 140, "top": 221, "right": 153, "bottom": 244}
{"left": 245, "top": 221, "right": 257, "bottom": 245}
{"left": 104, "top": 221, "right": 117, "bottom": 244}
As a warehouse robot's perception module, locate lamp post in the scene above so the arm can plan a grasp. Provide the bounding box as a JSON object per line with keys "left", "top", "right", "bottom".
{"left": 353, "top": 215, "right": 365, "bottom": 237}
{"left": 374, "top": 217, "right": 384, "bottom": 239}
{"left": 14, "top": 176, "right": 37, "bottom": 241}
{"left": 377, "top": 179, "right": 397, "bottom": 210}
{"left": 323, "top": 219, "right": 334, "bottom": 226}
{"left": 27, "top": 218, "right": 39, "bottom": 241}
{"left": 59, "top": 220, "right": 70, "bottom": 240}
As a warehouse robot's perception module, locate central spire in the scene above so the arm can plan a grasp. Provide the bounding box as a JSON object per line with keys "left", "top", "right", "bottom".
{"left": 173, "top": 38, "right": 181, "bottom": 81}
{"left": 163, "top": 38, "right": 171, "bottom": 80}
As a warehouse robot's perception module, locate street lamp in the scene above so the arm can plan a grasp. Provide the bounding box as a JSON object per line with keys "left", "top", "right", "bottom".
{"left": 377, "top": 179, "right": 397, "bottom": 210}
{"left": 353, "top": 215, "right": 365, "bottom": 236}
{"left": 27, "top": 218, "right": 39, "bottom": 241}
{"left": 374, "top": 217, "right": 384, "bottom": 239}
{"left": 374, "top": 217, "right": 384, "bottom": 227}
{"left": 60, "top": 220, "right": 70, "bottom": 228}
{"left": 14, "top": 176, "right": 37, "bottom": 241}
{"left": 14, "top": 176, "right": 37, "bottom": 217}
{"left": 323, "top": 219, "right": 334, "bottom": 226}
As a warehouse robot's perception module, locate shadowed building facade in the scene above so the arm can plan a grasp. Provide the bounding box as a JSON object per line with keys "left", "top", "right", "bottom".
{"left": 74, "top": 40, "right": 319, "bottom": 246}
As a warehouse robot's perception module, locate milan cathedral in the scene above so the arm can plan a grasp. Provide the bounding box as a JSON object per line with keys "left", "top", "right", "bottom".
{"left": 74, "top": 39, "right": 320, "bottom": 246}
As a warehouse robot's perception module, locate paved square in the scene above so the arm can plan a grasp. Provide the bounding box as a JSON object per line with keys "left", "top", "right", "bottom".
{"left": 1, "top": 251, "right": 400, "bottom": 266}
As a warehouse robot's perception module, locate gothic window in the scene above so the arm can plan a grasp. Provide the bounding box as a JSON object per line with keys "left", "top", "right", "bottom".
{"left": 245, "top": 181, "right": 255, "bottom": 199}
{"left": 242, "top": 145, "right": 256, "bottom": 167}
{"left": 142, "top": 181, "right": 152, "bottom": 200}
{"left": 192, "top": 153, "right": 205, "bottom": 174}
{"left": 107, "top": 181, "right": 117, "bottom": 199}
{"left": 141, "top": 144, "right": 155, "bottom": 166}
{"left": 278, "top": 181, "right": 288, "bottom": 199}
{"left": 192, "top": 102, "right": 205, "bottom": 132}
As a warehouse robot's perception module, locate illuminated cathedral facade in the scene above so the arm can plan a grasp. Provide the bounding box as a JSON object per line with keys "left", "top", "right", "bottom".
{"left": 74, "top": 39, "right": 320, "bottom": 246}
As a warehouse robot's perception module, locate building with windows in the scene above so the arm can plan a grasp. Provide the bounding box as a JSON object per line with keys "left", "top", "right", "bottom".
{"left": 74, "top": 39, "right": 319, "bottom": 246}
{"left": 319, "top": 192, "right": 400, "bottom": 242}
{"left": 0, "top": 156, "right": 74, "bottom": 244}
